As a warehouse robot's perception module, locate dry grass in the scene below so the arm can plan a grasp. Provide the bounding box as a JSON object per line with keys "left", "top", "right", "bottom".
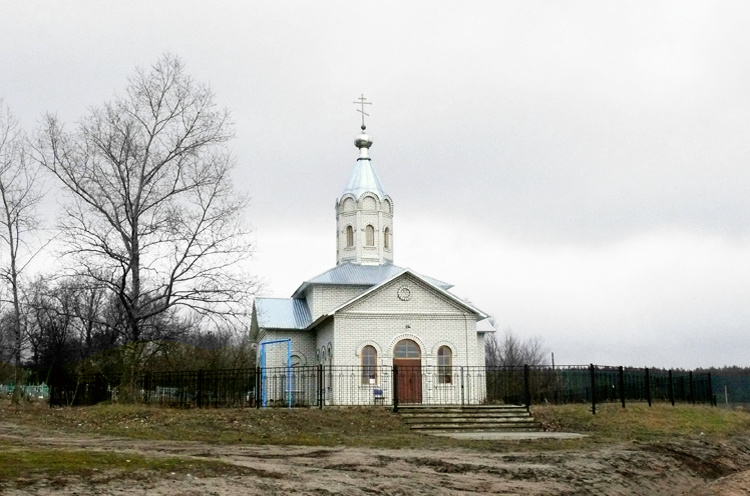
{"left": 3, "top": 399, "right": 750, "bottom": 489}
{"left": 0, "top": 440, "right": 254, "bottom": 483}
{"left": 533, "top": 402, "right": 750, "bottom": 442}
{"left": 3, "top": 400, "right": 750, "bottom": 494}
{"left": 4, "top": 400, "right": 750, "bottom": 452}
{"left": 2, "top": 401, "right": 460, "bottom": 449}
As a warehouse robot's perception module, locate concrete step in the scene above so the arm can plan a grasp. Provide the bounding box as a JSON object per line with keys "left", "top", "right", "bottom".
{"left": 403, "top": 416, "right": 536, "bottom": 424}
{"left": 397, "top": 404, "right": 527, "bottom": 409}
{"left": 409, "top": 423, "right": 540, "bottom": 431}
{"left": 397, "top": 405, "right": 542, "bottom": 432}
{"left": 400, "top": 412, "right": 532, "bottom": 419}
{"left": 398, "top": 406, "right": 530, "bottom": 412}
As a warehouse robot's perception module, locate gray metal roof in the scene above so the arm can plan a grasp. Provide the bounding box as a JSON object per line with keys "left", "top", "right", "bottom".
{"left": 292, "top": 263, "right": 452, "bottom": 298}
{"left": 254, "top": 298, "right": 312, "bottom": 330}
{"left": 340, "top": 158, "right": 388, "bottom": 200}
{"left": 477, "top": 318, "right": 496, "bottom": 333}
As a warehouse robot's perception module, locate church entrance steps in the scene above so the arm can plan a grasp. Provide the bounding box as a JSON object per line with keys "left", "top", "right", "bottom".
{"left": 397, "top": 405, "right": 541, "bottom": 432}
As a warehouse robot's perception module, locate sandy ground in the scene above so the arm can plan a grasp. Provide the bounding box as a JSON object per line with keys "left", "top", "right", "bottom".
{"left": 2, "top": 423, "right": 750, "bottom": 495}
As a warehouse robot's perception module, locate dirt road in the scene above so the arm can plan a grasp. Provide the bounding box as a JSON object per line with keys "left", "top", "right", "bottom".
{"left": 2, "top": 422, "right": 750, "bottom": 495}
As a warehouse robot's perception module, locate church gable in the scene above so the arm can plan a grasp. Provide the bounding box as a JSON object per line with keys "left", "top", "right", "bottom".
{"left": 336, "top": 272, "right": 479, "bottom": 317}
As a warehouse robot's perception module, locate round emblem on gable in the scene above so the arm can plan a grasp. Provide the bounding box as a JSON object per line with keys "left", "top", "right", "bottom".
{"left": 397, "top": 286, "right": 411, "bottom": 301}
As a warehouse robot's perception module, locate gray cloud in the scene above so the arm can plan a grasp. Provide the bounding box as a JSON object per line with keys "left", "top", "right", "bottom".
{"left": 3, "top": 1, "right": 750, "bottom": 367}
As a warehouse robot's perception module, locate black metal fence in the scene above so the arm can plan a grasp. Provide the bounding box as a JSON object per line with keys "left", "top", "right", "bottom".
{"left": 504, "top": 365, "right": 714, "bottom": 414}
{"left": 47, "top": 363, "right": 715, "bottom": 413}
{"left": 49, "top": 368, "right": 258, "bottom": 408}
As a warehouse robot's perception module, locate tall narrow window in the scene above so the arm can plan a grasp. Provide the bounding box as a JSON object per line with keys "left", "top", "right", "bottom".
{"left": 365, "top": 225, "right": 375, "bottom": 246}
{"left": 346, "top": 225, "right": 354, "bottom": 247}
{"left": 437, "top": 346, "right": 452, "bottom": 384}
{"left": 361, "top": 345, "right": 377, "bottom": 384}
{"left": 383, "top": 227, "right": 390, "bottom": 249}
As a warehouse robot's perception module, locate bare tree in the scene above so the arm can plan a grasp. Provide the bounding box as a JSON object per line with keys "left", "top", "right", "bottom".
{"left": 0, "top": 287, "right": 11, "bottom": 366}
{"left": 62, "top": 274, "right": 111, "bottom": 358}
{"left": 25, "top": 276, "right": 75, "bottom": 369}
{"left": 486, "top": 327, "right": 548, "bottom": 367}
{"left": 0, "top": 100, "right": 44, "bottom": 403}
{"left": 0, "top": 307, "right": 18, "bottom": 384}
{"left": 36, "top": 55, "right": 258, "bottom": 377}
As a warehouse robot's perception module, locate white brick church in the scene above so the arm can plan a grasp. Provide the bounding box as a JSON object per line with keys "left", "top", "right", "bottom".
{"left": 251, "top": 105, "right": 494, "bottom": 405}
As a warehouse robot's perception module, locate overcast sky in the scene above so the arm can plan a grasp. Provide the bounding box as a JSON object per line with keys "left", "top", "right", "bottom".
{"left": 3, "top": 1, "right": 750, "bottom": 368}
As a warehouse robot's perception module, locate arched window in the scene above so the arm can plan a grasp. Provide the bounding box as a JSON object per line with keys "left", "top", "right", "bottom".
{"left": 361, "top": 345, "right": 377, "bottom": 384}
{"left": 394, "top": 339, "right": 420, "bottom": 359}
{"left": 383, "top": 227, "right": 391, "bottom": 249}
{"left": 365, "top": 225, "right": 375, "bottom": 246}
{"left": 362, "top": 196, "right": 377, "bottom": 211}
{"left": 437, "top": 346, "right": 452, "bottom": 384}
{"left": 346, "top": 225, "right": 354, "bottom": 247}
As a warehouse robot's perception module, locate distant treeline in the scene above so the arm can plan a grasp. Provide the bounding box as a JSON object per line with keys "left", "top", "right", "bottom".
{"left": 695, "top": 366, "right": 750, "bottom": 404}
{"left": 0, "top": 273, "right": 255, "bottom": 386}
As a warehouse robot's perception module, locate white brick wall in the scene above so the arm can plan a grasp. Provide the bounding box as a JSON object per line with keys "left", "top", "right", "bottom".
{"left": 256, "top": 273, "right": 487, "bottom": 404}
{"left": 316, "top": 320, "right": 335, "bottom": 365}
{"left": 308, "top": 284, "right": 370, "bottom": 321}
{"left": 327, "top": 273, "right": 485, "bottom": 404}
{"left": 257, "top": 329, "right": 317, "bottom": 368}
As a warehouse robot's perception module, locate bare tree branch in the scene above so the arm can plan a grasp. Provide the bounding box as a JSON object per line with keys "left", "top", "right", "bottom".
{"left": 34, "top": 54, "right": 260, "bottom": 353}
{"left": 486, "top": 326, "right": 548, "bottom": 367}
{"left": 0, "top": 99, "right": 45, "bottom": 404}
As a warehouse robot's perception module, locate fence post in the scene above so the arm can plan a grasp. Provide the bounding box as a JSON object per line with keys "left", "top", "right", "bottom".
{"left": 255, "top": 367, "right": 261, "bottom": 409}
{"left": 197, "top": 369, "right": 204, "bottom": 409}
{"left": 689, "top": 371, "right": 695, "bottom": 405}
{"left": 645, "top": 368, "right": 652, "bottom": 407}
{"left": 318, "top": 364, "right": 324, "bottom": 410}
{"left": 48, "top": 375, "right": 54, "bottom": 409}
{"left": 460, "top": 366, "right": 465, "bottom": 406}
{"left": 144, "top": 372, "right": 151, "bottom": 405}
{"left": 392, "top": 365, "right": 399, "bottom": 413}
{"left": 589, "top": 364, "right": 597, "bottom": 415}
{"left": 668, "top": 369, "right": 674, "bottom": 406}
{"left": 707, "top": 372, "right": 713, "bottom": 407}
{"left": 680, "top": 376, "right": 686, "bottom": 403}
{"left": 618, "top": 366, "right": 626, "bottom": 408}
{"left": 523, "top": 365, "right": 531, "bottom": 411}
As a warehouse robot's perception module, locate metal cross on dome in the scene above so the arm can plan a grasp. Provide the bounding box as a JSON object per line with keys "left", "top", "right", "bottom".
{"left": 353, "top": 94, "right": 372, "bottom": 130}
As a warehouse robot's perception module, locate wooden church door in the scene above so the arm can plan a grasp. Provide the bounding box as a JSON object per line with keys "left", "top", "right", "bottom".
{"left": 394, "top": 339, "right": 422, "bottom": 403}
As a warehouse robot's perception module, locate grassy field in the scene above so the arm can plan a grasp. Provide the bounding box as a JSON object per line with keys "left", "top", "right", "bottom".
{"left": 533, "top": 402, "right": 750, "bottom": 442}
{"left": 2, "top": 402, "right": 438, "bottom": 448}
{"left": 4, "top": 400, "right": 750, "bottom": 447}
{"left": 0, "top": 440, "right": 257, "bottom": 485}
{"left": 2, "top": 400, "right": 750, "bottom": 485}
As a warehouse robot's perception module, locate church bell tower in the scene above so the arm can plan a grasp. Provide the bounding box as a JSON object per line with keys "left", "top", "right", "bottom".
{"left": 335, "top": 95, "right": 394, "bottom": 266}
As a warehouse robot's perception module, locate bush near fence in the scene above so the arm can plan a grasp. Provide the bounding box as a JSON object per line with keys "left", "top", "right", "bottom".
{"left": 0, "top": 383, "right": 49, "bottom": 400}
{"left": 46, "top": 368, "right": 256, "bottom": 408}
{"left": 39, "top": 364, "right": 720, "bottom": 413}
